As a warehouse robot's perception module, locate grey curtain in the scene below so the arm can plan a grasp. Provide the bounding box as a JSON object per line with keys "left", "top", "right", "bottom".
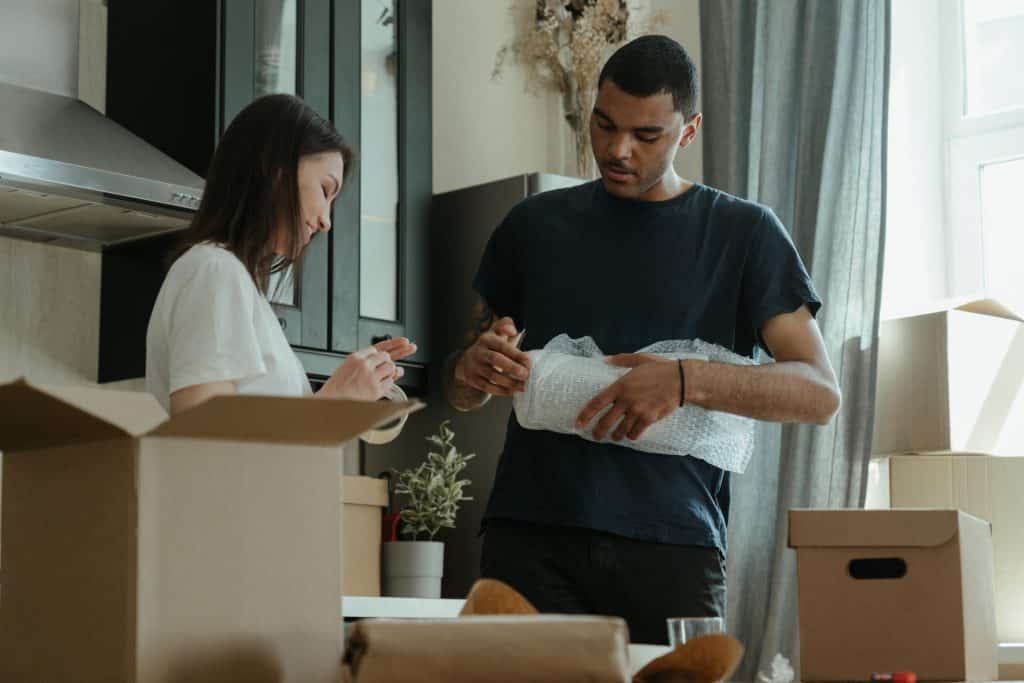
{"left": 699, "top": 1, "right": 889, "bottom": 680}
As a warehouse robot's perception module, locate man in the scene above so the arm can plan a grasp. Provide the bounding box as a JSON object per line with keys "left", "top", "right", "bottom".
{"left": 442, "top": 35, "right": 840, "bottom": 644}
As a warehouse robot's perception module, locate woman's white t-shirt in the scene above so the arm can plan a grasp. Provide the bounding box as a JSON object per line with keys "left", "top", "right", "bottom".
{"left": 146, "top": 243, "right": 312, "bottom": 413}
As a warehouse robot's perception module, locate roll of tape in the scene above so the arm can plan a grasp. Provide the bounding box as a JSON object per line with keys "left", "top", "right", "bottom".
{"left": 360, "top": 384, "right": 410, "bottom": 445}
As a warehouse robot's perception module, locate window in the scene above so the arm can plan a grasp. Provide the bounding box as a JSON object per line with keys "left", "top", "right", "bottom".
{"left": 979, "top": 158, "right": 1024, "bottom": 312}
{"left": 947, "top": 0, "right": 1024, "bottom": 312}
{"left": 962, "top": 0, "right": 1024, "bottom": 117}
{"left": 882, "top": 0, "right": 1024, "bottom": 318}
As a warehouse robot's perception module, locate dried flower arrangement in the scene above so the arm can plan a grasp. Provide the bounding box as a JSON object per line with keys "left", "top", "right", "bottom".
{"left": 494, "top": 0, "right": 663, "bottom": 178}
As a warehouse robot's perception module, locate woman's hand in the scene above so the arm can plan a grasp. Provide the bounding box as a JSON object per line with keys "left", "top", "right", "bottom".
{"left": 373, "top": 336, "right": 418, "bottom": 365}
{"left": 317, "top": 337, "right": 417, "bottom": 401}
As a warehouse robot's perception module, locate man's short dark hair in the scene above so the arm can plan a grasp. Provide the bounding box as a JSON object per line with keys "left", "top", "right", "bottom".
{"left": 598, "top": 35, "right": 699, "bottom": 120}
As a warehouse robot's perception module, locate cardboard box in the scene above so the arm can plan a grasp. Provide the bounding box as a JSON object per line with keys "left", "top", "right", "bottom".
{"left": 789, "top": 509, "right": 998, "bottom": 682}
{"left": 885, "top": 454, "right": 1024, "bottom": 644}
{"left": 341, "top": 475, "right": 388, "bottom": 597}
{"left": 0, "top": 379, "right": 420, "bottom": 682}
{"left": 871, "top": 298, "right": 1024, "bottom": 457}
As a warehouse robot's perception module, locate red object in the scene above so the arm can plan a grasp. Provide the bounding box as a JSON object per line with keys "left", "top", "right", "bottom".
{"left": 871, "top": 673, "right": 916, "bottom": 683}
{"left": 382, "top": 512, "right": 401, "bottom": 543}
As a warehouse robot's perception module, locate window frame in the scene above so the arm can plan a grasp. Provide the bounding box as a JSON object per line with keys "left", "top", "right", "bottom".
{"left": 941, "top": 0, "right": 1024, "bottom": 302}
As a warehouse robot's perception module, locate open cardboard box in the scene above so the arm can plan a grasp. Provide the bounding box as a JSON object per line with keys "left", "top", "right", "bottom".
{"left": 0, "top": 378, "right": 421, "bottom": 682}
{"left": 872, "top": 297, "right": 1024, "bottom": 457}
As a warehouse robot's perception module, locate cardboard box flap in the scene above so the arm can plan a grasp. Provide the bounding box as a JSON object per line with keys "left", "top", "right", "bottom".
{"left": 341, "top": 476, "right": 389, "bottom": 507}
{"left": 40, "top": 383, "right": 167, "bottom": 434}
{"left": 0, "top": 378, "right": 164, "bottom": 452}
{"left": 147, "top": 394, "right": 424, "bottom": 445}
{"left": 788, "top": 509, "right": 962, "bottom": 548}
{"left": 955, "top": 297, "right": 1023, "bottom": 322}
{"left": 884, "top": 295, "right": 1023, "bottom": 322}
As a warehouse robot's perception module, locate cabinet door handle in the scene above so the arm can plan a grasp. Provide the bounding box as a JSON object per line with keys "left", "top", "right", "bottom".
{"left": 371, "top": 334, "right": 392, "bottom": 345}
{"left": 278, "top": 318, "right": 287, "bottom": 330}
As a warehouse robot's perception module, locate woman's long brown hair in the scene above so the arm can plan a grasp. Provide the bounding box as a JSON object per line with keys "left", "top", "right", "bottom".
{"left": 171, "top": 94, "right": 354, "bottom": 293}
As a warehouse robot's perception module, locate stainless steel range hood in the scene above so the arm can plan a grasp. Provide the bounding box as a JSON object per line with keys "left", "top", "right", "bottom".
{"left": 0, "top": 81, "right": 203, "bottom": 250}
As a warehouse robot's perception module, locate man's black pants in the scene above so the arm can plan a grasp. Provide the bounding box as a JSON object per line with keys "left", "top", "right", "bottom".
{"left": 480, "top": 521, "right": 726, "bottom": 645}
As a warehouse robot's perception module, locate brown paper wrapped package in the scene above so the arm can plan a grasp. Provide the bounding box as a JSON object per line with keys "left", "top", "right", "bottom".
{"left": 343, "top": 615, "right": 632, "bottom": 683}
{"left": 456, "top": 579, "right": 744, "bottom": 683}
{"left": 343, "top": 580, "right": 744, "bottom": 682}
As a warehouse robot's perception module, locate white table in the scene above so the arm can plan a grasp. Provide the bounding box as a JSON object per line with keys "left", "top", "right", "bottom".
{"left": 341, "top": 596, "right": 464, "bottom": 621}
{"left": 1002, "top": 643, "right": 1024, "bottom": 679}
{"left": 338, "top": 601, "right": 1024, "bottom": 679}
{"left": 339, "top": 598, "right": 669, "bottom": 676}
{"left": 340, "top": 596, "right": 464, "bottom": 645}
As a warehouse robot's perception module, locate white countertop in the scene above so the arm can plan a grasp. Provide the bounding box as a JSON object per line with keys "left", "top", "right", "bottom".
{"left": 341, "top": 595, "right": 465, "bottom": 620}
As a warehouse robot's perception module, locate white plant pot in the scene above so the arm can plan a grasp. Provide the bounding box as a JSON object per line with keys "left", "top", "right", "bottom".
{"left": 382, "top": 541, "right": 444, "bottom": 598}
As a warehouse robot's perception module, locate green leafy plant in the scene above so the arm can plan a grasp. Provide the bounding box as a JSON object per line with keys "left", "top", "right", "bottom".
{"left": 393, "top": 421, "right": 474, "bottom": 541}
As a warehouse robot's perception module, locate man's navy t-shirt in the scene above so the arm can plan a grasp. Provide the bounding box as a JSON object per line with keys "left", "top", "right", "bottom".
{"left": 472, "top": 180, "right": 821, "bottom": 552}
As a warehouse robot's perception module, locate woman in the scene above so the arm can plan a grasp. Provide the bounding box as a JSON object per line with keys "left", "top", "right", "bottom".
{"left": 146, "top": 94, "right": 415, "bottom": 415}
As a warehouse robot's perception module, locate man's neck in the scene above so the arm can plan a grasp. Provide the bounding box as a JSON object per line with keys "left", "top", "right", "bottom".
{"left": 639, "top": 172, "right": 693, "bottom": 202}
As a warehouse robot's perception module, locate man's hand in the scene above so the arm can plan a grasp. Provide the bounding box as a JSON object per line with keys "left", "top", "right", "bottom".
{"left": 454, "top": 317, "right": 532, "bottom": 397}
{"left": 576, "top": 353, "right": 682, "bottom": 442}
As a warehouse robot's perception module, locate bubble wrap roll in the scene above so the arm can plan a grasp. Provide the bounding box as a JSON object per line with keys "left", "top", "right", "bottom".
{"left": 512, "top": 335, "right": 758, "bottom": 473}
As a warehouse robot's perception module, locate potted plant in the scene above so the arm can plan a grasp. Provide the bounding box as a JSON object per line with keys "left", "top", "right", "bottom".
{"left": 382, "top": 421, "right": 474, "bottom": 598}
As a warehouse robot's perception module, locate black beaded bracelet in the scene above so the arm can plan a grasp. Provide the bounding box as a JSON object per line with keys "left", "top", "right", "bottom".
{"left": 677, "top": 359, "right": 686, "bottom": 407}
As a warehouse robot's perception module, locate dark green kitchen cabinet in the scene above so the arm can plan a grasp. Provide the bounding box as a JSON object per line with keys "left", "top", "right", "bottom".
{"left": 330, "top": 0, "right": 431, "bottom": 363}
{"left": 106, "top": 0, "right": 431, "bottom": 388}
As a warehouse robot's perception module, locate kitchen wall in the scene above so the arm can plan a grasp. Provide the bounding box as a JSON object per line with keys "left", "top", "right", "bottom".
{"left": 433, "top": 0, "right": 704, "bottom": 193}
{"left": 0, "top": 237, "right": 102, "bottom": 385}
{"left": 0, "top": 0, "right": 80, "bottom": 96}
{"left": 432, "top": 1, "right": 564, "bottom": 194}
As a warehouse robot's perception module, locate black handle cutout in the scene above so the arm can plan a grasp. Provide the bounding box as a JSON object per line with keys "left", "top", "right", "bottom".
{"left": 848, "top": 557, "right": 907, "bottom": 580}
